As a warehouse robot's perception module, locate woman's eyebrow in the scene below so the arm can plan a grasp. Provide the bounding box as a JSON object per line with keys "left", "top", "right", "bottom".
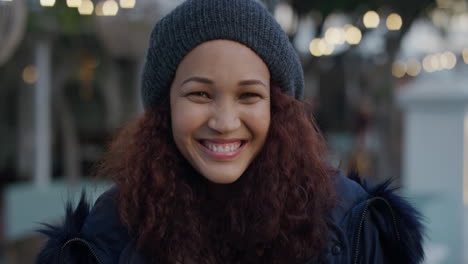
{"left": 181, "top": 76, "right": 213, "bottom": 86}
{"left": 181, "top": 76, "right": 267, "bottom": 88}
{"left": 238, "top": 79, "right": 267, "bottom": 87}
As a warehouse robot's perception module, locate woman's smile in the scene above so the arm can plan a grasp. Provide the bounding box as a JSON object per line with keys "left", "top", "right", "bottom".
{"left": 197, "top": 139, "right": 246, "bottom": 160}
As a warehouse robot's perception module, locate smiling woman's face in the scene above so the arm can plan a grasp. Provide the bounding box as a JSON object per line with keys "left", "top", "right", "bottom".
{"left": 170, "top": 39, "right": 271, "bottom": 184}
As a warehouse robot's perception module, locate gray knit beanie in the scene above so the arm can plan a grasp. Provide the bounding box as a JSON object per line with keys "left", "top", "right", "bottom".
{"left": 141, "top": 0, "right": 304, "bottom": 109}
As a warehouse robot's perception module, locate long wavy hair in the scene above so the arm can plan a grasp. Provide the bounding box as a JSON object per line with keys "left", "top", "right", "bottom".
{"left": 97, "top": 85, "right": 336, "bottom": 264}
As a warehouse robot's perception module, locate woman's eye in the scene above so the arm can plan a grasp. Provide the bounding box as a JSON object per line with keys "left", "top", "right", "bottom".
{"left": 188, "top": 91, "right": 210, "bottom": 98}
{"left": 240, "top": 93, "right": 261, "bottom": 100}
{"left": 186, "top": 91, "right": 211, "bottom": 103}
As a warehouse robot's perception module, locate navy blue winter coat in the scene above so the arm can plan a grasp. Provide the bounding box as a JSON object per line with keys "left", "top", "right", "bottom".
{"left": 36, "top": 173, "right": 425, "bottom": 264}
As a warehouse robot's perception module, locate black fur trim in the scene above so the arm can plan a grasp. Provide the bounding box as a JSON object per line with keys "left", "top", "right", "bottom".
{"left": 36, "top": 191, "right": 92, "bottom": 264}
{"left": 362, "top": 179, "right": 426, "bottom": 264}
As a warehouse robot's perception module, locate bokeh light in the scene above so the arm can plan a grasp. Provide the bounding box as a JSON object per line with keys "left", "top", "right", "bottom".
{"left": 430, "top": 54, "right": 441, "bottom": 71}
{"left": 386, "top": 13, "right": 403, "bottom": 30}
{"left": 463, "top": 48, "right": 468, "bottom": 64}
{"left": 325, "top": 27, "right": 345, "bottom": 45}
{"left": 423, "top": 55, "right": 435, "bottom": 72}
{"left": 96, "top": 0, "right": 118, "bottom": 16}
{"left": 95, "top": 1, "right": 104, "bottom": 15}
{"left": 103, "top": 0, "right": 118, "bottom": 16}
{"left": 440, "top": 51, "right": 457, "bottom": 69}
{"left": 309, "top": 38, "right": 336, "bottom": 56}
{"left": 66, "top": 0, "right": 82, "bottom": 8}
{"left": 40, "top": 0, "right": 55, "bottom": 7}
{"left": 309, "top": 38, "right": 323, "bottom": 57}
{"left": 322, "top": 42, "right": 335, "bottom": 55}
{"left": 363, "top": 11, "right": 380, "bottom": 28}
{"left": 22, "top": 65, "right": 38, "bottom": 84}
{"left": 120, "top": 0, "right": 135, "bottom": 8}
{"left": 78, "top": 0, "right": 94, "bottom": 15}
{"left": 392, "top": 60, "right": 406, "bottom": 78}
{"left": 406, "top": 59, "right": 422, "bottom": 76}
{"left": 344, "top": 25, "right": 362, "bottom": 45}
{"left": 317, "top": 38, "right": 327, "bottom": 54}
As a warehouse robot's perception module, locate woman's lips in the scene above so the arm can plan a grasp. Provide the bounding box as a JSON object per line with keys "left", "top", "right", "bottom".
{"left": 198, "top": 139, "right": 246, "bottom": 160}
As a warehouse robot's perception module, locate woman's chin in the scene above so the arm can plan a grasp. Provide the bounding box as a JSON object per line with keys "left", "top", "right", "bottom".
{"left": 203, "top": 173, "right": 242, "bottom": 184}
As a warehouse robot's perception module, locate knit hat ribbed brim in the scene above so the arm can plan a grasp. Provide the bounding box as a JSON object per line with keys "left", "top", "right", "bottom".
{"left": 141, "top": 0, "right": 304, "bottom": 109}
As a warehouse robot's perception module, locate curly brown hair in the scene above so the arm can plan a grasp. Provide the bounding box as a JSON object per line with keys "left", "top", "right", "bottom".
{"left": 97, "top": 85, "right": 336, "bottom": 264}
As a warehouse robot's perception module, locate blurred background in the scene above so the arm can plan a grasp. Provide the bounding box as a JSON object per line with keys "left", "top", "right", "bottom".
{"left": 1, "top": 0, "right": 467, "bottom": 262}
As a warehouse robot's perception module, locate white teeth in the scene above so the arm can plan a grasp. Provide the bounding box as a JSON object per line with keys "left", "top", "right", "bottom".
{"left": 204, "top": 142, "right": 242, "bottom": 153}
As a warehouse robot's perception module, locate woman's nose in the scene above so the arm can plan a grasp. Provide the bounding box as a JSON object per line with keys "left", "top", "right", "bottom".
{"left": 207, "top": 104, "right": 241, "bottom": 134}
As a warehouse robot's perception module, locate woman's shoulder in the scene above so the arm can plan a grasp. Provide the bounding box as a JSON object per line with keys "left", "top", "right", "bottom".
{"left": 325, "top": 172, "right": 425, "bottom": 263}
{"left": 329, "top": 172, "right": 369, "bottom": 222}
{"left": 36, "top": 186, "right": 130, "bottom": 264}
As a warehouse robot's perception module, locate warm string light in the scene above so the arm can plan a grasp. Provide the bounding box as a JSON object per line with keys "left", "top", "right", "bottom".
{"left": 120, "top": 0, "right": 135, "bottom": 8}
{"left": 322, "top": 43, "right": 334, "bottom": 55}
{"left": 309, "top": 38, "right": 334, "bottom": 57}
{"left": 325, "top": 27, "right": 345, "bottom": 45}
{"left": 38, "top": 0, "right": 134, "bottom": 12}
{"left": 103, "top": 0, "right": 118, "bottom": 15}
{"left": 393, "top": 51, "right": 459, "bottom": 78}
{"left": 422, "top": 52, "right": 457, "bottom": 72}
{"left": 392, "top": 61, "right": 407, "bottom": 78}
{"left": 308, "top": 10, "right": 386, "bottom": 58}
{"left": 440, "top": 52, "right": 457, "bottom": 69}
{"left": 344, "top": 25, "right": 362, "bottom": 45}
{"left": 96, "top": 0, "right": 118, "bottom": 16}
{"left": 406, "top": 59, "right": 422, "bottom": 77}
{"left": 78, "top": 0, "right": 94, "bottom": 15}
{"left": 95, "top": 1, "right": 104, "bottom": 15}
{"left": 67, "top": 0, "right": 81, "bottom": 8}
{"left": 309, "top": 24, "right": 362, "bottom": 57}
{"left": 40, "top": 0, "right": 55, "bottom": 7}
{"left": 23, "top": 65, "right": 38, "bottom": 84}
{"left": 422, "top": 56, "right": 434, "bottom": 73}
{"left": 363, "top": 11, "right": 380, "bottom": 28}
{"left": 304, "top": 10, "right": 462, "bottom": 79}
{"left": 386, "top": 13, "right": 402, "bottom": 30}
{"left": 308, "top": 39, "right": 321, "bottom": 57}
{"left": 463, "top": 48, "right": 468, "bottom": 64}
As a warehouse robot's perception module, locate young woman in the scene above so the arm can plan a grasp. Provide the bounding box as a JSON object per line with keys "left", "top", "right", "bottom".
{"left": 37, "top": 0, "right": 425, "bottom": 263}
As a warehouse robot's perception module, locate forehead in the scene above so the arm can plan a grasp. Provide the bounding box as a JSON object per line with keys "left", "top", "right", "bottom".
{"left": 173, "top": 39, "right": 271, "bottom": 83}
